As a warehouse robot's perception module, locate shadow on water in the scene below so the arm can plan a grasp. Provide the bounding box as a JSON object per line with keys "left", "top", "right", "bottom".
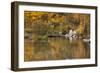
{"left": 24, "top": 37, "right": 90, "bottom": 61}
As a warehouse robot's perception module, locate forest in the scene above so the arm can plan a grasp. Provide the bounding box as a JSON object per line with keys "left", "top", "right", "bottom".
{"left": 24, "top": 11, "right": 90, "bottom": 61}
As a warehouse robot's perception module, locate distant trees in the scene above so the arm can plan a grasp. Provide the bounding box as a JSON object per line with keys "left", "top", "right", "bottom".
{"left": 24, "top": 11, "right": 90, "bottom": 39}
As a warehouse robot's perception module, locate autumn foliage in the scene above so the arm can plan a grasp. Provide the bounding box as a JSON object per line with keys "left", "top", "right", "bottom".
{"left": 24, "top": 11, "right": 90, "bottom": 61}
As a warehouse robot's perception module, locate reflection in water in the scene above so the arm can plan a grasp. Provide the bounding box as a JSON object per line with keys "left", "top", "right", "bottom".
{"left": 24, "top": 37, "right": 90, "bottom": 61}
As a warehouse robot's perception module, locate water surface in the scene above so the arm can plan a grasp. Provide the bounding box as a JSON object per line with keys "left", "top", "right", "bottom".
{"left": 24, "top": 37, "right": 90, "bottom": 61}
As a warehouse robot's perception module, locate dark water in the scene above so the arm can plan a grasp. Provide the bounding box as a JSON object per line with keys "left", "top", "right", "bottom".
{"left": 24, "top": 37, "right": 90, "bottom": 61}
